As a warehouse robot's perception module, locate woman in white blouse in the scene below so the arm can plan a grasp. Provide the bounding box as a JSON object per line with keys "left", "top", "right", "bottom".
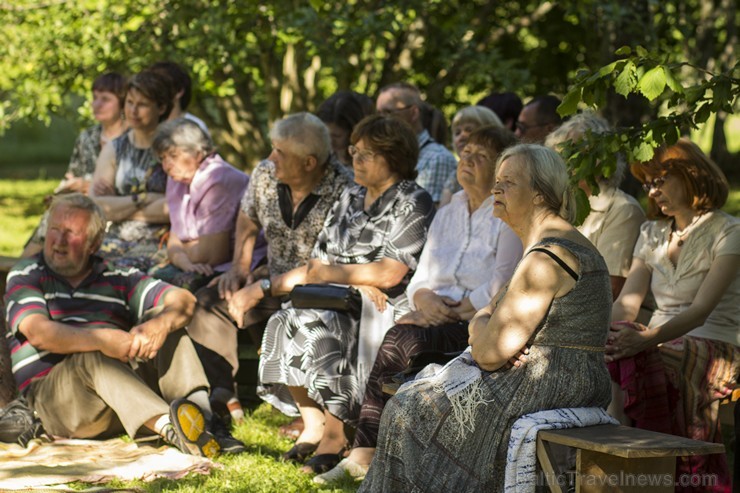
{"left": 606, "top": 138, "right": 739, "bottom": 490}
{"left": 314, "top": 126, "right": 523, "bottom": 484}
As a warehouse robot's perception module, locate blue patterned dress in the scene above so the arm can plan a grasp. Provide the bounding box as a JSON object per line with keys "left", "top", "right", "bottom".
{"left": 98, "top": 129, "right": 169, "bottom": 272}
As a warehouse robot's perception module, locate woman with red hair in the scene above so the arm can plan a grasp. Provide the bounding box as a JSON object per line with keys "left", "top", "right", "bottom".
{"left": 606, "top": 138, "right": 739, "bottom": 491}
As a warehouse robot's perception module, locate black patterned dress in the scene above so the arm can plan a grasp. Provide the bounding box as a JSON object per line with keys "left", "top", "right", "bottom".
{"left": 257, "top": 180, "right": 435, "bottom": 424}
{"left": 360, "top": 238, "right": 612, "bottom": 492}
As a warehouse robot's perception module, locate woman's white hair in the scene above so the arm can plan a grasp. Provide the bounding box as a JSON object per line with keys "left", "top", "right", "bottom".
{"left": 544, "top": 111, "right": 626, "bottom": 189}
{"left": 497, "top": 143, "right": 577, "bottom": 224}
{"left": 152, "top": 118, "right": 214, "bottom": 157}
{"left": 452, "top": 105, "right": 503, "bottom": 130}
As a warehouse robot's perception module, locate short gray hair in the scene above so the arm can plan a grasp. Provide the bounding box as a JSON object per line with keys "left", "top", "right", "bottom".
{"left": 545, "top": 111, "right": 626, "bottom": 189}
{"left": 270, "top": 112, "right": 331, "bottom": 165}
{"left": 152, "top": 118, "right": 214, "bottom": 157}
{"left": 48, "top": 193, "right": 107, "bottom": 248}
{"left": 497, "top": 144, "right": 577, "bottom": 224}
{"left": 452, "top": 105, "right": 503, "bottom": 130}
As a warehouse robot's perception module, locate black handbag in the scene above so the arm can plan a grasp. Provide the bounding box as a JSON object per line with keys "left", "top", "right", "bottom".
{"left": 289, "top": 284, "right": 362, "bottom": 313}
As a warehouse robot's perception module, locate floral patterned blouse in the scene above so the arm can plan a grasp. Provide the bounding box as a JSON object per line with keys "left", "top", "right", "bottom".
{"left": 240, "top": 158, "right": 353, "bottom": 275}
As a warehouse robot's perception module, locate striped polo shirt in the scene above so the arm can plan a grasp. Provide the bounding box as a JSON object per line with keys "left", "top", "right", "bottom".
{"left": 4, "top": 255, "right": 174, "bottom": 392}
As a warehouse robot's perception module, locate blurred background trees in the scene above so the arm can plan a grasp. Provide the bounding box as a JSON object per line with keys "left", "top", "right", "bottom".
{"left": 0, "top": 0, "right": 737, "bottom": 173}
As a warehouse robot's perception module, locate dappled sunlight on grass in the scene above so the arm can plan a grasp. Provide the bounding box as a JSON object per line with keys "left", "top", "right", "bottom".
{"left": 58, "top": 403, "right": 359, "bottom": 492}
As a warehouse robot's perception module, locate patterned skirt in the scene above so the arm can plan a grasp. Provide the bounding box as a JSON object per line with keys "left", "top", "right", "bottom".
{"left": 257, "top": 306, "right": 363, "bottom": 424}
{"left": 148, "top": 263, "right": 215, "bottom": 292}
{"left": 610, "top": 336, "right": 740, "bottom": 492}
{"left": 98, "top": 220, "right": 168, "bottom": 272}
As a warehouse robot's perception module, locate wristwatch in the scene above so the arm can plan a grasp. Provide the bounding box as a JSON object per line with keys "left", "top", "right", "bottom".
{"left": 260, "top": 278, "right": 272, "bottom": 297}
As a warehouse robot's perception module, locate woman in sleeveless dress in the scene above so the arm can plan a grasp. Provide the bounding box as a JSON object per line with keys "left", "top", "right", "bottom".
{"left": 360, "top": 144, "right": 613, "bottom": 492}
{"left": 90, "top": 70, "right": 173, "bottom": 272}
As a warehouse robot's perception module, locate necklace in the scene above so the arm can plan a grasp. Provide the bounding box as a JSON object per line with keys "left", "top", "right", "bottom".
{"left": 670, "top": 213, "right": 703, "bottom": 247}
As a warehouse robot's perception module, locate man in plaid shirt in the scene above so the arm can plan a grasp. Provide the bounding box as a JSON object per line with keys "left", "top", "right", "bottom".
{"left": 376, "top": 82, "right": 456, "bottom": 204}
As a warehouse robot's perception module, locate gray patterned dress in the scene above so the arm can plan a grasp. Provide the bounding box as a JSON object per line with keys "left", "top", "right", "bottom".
{"left": 360, "top": 237, "right": 612, "bottom": 492}
{"left": 258, "top": 180, "right": 435, "bottom": 424}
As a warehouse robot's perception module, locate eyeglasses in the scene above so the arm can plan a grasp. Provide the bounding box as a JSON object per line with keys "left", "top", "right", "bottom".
{"left": 514, "top": 121, "right": 549, "bottom": 134}
{"left": 348, "top": 145, "right": 376, "bottom": 164}
{"left": 642, "top": 176, "right": 666, "bottom": 193}
{"left": 379, "top": 105, "right": 413, "bottom": 116}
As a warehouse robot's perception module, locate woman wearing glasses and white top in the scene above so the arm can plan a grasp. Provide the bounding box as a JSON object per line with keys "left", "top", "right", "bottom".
{"left": 606, "top": 139, "right": 740, "bottom": 491}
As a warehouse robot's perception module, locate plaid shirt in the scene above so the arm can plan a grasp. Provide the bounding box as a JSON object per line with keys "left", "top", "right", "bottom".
{"left": 416, "top": 129, "right": 457, "bottom": 202}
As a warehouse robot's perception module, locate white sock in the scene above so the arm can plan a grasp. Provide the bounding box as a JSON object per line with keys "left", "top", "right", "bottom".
{"left": 154, "top": 414, "right": 171, "bottom": 435}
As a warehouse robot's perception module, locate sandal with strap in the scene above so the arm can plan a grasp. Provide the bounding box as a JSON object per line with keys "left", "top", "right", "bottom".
{"left": 301, "top": 450, "right": 346, "bottom": 474}
{"left": 281, "top": 441, "right": 318, "bottom": 463}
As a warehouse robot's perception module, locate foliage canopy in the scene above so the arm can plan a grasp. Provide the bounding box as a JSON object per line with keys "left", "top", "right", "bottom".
{"left": 0, "top": 0, "right": 737, "bottom": 176}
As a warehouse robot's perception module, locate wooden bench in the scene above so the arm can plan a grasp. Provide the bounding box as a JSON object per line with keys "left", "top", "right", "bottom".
{"left": 383, "top": 383, "right": 726, "bottom": 492}
{"left": 537, "top": 424, "right": 726, "bottom": 492}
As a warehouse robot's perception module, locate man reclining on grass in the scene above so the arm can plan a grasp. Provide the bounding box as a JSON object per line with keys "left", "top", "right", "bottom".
{"left": 3, "top": 193, "right": 244, "bottom": 456}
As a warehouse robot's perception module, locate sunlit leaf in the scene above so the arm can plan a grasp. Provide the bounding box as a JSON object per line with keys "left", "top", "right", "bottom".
{"left": 558, "top": 88, "right": 582, "bottom": 116}
{"left": 637, "top": 66, "right": 666, "bottom": 100}
{"left": 614, "top": 61, "right": 637, "bottom": 97}
{"left": 615, "top": 46, "right": 632, "bottom": 56}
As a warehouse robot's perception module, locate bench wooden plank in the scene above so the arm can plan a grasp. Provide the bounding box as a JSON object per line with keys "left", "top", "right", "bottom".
{"left": 576, "top": 449, "right": 676, "bottom": 493}
{"left": 538, "top": 424, "right": 725, "bottom": 459}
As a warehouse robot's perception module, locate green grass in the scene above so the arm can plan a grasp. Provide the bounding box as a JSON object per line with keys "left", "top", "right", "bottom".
{"left": 0, "top": 178, "right": 56, "bottom": 256}
{"left": 61, "top": 403, "right": 360, "bottom": 492}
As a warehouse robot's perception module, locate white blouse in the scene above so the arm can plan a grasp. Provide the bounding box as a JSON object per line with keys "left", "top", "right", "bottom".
{"left": 634, "top": 210, "right": 740, "bottom": 346}
{"left": 406, "top": 190, "right": 523, "bottom": 311}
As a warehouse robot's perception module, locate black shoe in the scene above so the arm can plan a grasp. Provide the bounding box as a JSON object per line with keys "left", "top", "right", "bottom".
{"left": 0, "top": 397, "right": 49, "bottom": 447}
{"left": 209, "top": 413, "right": 247, "bottom": 454}
{"left": 164, "top": 399, "right": 220, "bottom": 458}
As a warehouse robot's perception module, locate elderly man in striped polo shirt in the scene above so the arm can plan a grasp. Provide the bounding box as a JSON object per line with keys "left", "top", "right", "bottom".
{"left": 4, "top": 193, "right": 243, "bottom": 455}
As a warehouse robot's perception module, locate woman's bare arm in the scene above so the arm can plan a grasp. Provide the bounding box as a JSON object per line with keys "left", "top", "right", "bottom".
{"left": 469, "top": 249, "right": 576, "bottom": 371}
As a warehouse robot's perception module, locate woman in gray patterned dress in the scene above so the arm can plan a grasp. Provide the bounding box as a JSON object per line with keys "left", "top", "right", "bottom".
{"left": 89, "top": 70, "right": 173, "bottom": 272}
{"left": 22, "top": 73, "right": 128, "bottom": 257}
{"left": 360, "top": 144, "right": 612, "bottom": 492}
{"left": 258, "top": 115, "right": 435, "bottom": 475}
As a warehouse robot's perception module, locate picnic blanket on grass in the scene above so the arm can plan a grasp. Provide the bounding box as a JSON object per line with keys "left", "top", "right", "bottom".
{"left": 0, "top": 437, "right": 217, "bottom": 490}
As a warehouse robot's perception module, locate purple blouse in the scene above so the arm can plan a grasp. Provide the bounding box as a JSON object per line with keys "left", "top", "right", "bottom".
{"left": 166, "top": 152, "right": 248, "bottom": 247}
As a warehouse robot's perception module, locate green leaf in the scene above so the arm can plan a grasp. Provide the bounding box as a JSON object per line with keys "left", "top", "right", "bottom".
{"left": 663, "top": 68, "right": 683, "bottom": 94}
{"left": 614, "top": 61, "right": 637, "bottom": 97}
{"left": 664, "top": 126, "right": 680, "bottom": 146}
{"left": 712, "top": 77, "right": 731, "bottom": 111}
{"left": 615, "top": 46, "right": 632, "bottom": 56}
{"left": 596, "top": 61, "right": 619, "bottom": 77}
{"left": 633, "top": 141, "right": 655, "bottom": 162}
{"left": 684, "top": 85, "right": 706, "bottom": 105}
{"left": 558, "top": 88, "right": 582, "bottom": 116}
{"left": 573, "top": 188, "right": 590, "bottom": 227}
{"left": 635, "top": 45, "right": 648, "bottom": 57}
{"left": 637, "top": 66, "right": 666, "bottom": 100}
{"left": 694, "top": 103, "right": 711, "bottom": 124}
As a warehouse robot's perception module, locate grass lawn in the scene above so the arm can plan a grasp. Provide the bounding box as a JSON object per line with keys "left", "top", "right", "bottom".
{"left": 107, "top": 403, "right": 361, "bottom": 493}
